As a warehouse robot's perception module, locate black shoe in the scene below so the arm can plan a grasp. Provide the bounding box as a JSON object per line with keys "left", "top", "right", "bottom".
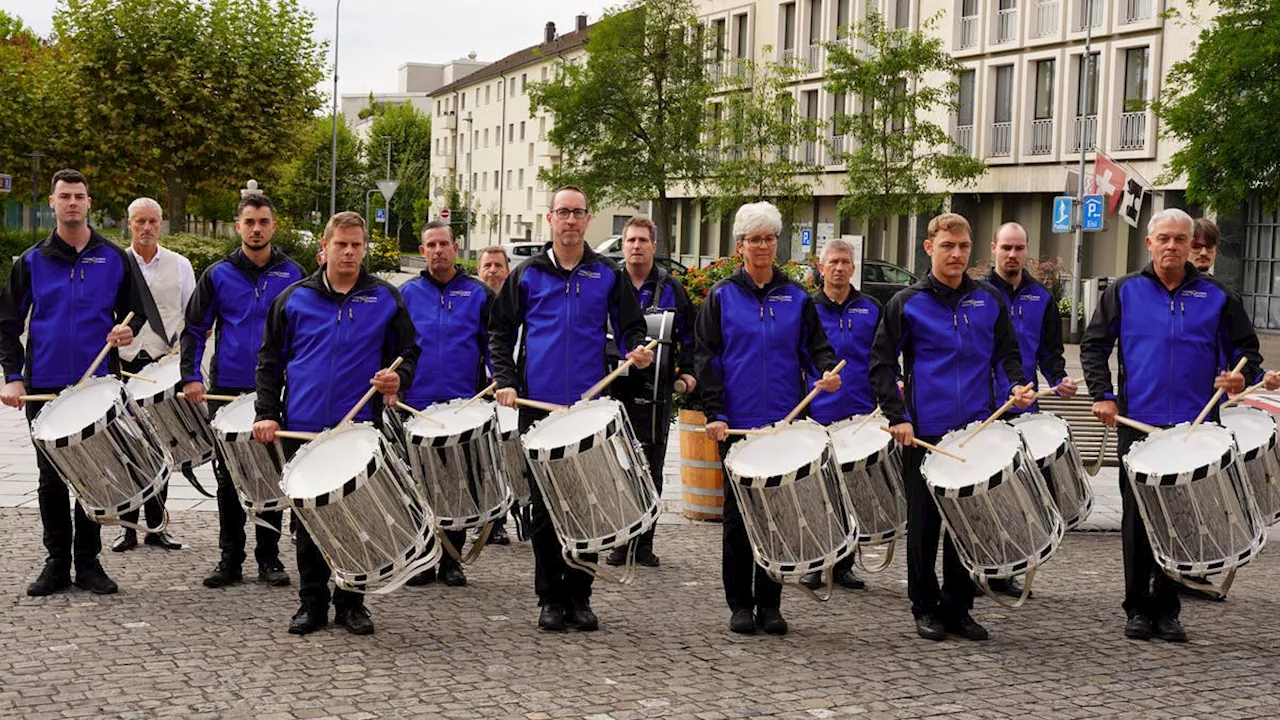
{"left": 73, "top": 564, "right": 119, "bottom": 595}
{"left": 566, "top": 600, "right": 599, "bottom": 631}
{"left": 203, "top": 561, "right": 243, "bottom": 588}
{"left": 406, "top": 568, "right": 436, "bottom": 586}
{"left": 288, "top": 605, "right": 328, "bottom": 635}
{"left": 833, "top": 568, "right": 865, "bottom": 590}
{"left": 604, "top": 547, "right": 627, "bottom": 567}
{"left": 144, "top": 531, "right": 183, "bottom": 550}
{"left": 915, "top": 614, "right": 947, "bottom": 641}
{"left": 26, "top": 562, "right": 71, "bottom": 597}
{"left": 799, "top": 571, "right": 824, "bottom": 590}
{"left": 487, "top": 525, "right": 511, "bottom": 546}
{"left": 1155, "top": 615, "right": 1188, "bottom": 643}
{"left": 538, "top": 603, "right": 567, "bottom": 632}
{"left": 945, "top": 613, "right": 989, "bottom": 641}
{"left": 334, "top": 605, "right": 374, "bottom": 635}
{"left": 991, "top": 576, "right": 1029, "bottom": 600}
{"left": 1124, "top": 614, "right": 1154, "bottom": 640}
{"left": 729, "top": 609, "right": 756, "bottom": 634}
{"left": 757, "top": 608, "right": 788, "bottom": 635}
{"left": 634, "top": 548, "right": 660, "bottom": 567}
{"left": 111, "top": 529, "right": 138, "bottom": 553}
{"left": 441, "top": 565, "right": 467, "bottom": 587}
{"left": 258, "top": 561, "right": 290, "bottom": 587}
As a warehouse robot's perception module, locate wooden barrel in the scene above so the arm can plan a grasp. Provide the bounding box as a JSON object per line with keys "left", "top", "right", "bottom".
{"left": 678, "top": 409, "right": 724, "bottom": 520}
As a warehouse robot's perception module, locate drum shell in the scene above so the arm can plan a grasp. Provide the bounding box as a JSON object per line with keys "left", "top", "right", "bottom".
{"left": 1220, "top": 406, "right": 1280, "bottom": 526}
{"left": 499, "top": 425, "right": 532, "bottom": 508}
{"left": 1010, "top": 413, "right": 1094, "bottom": 531}
{"left": 404, "top": 404, "right": 513, "bottom": 529}
{"left": 836, "top": 439, "right": 906, "bottom": 546}
{"left": 129, "top": 357, "right": 215, "bottom": 471}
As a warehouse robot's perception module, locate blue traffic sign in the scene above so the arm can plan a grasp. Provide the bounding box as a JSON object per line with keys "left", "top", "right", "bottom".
{"left": 1082, "top": 194, "right": 1104, "bottom": 232}
{"left": 375, "top": 208, "right": 387, "bottom": 223}
{"left": 800, "top": 228, "right": 812, "bottom": 248}
{"left": 1052, "top": 196, "right": 1073, "bottom": 233}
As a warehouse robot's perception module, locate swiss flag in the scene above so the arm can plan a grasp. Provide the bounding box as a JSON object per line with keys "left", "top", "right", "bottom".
{"left": 1090, "top": 153, "right": 1128, "bottom": 214}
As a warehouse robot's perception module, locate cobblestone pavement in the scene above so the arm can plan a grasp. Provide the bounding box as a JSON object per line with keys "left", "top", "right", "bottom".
{"left": 3, "top": 508, "right": 1280, "bottom": 720}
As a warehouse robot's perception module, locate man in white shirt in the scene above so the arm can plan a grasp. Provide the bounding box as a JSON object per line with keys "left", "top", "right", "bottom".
{"left": 112, "top": 197, "right": 196, "bottom": 552}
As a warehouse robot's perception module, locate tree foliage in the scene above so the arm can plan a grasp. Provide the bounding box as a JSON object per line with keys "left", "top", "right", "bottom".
{"left": 364, "top": 103, "right": 432, "bottom": 248}
{"left": 0, "top": 12, "right": 76, "bottom": 195}
{"left": 529, "top": 0, "right": 714, "bottom": 253}
{"left": 1156, "top": 0, "right": 1280, "bottom": 213}
{"left": 274, "top": 115, "right": 366, "bottom": 230}
{"left": 824, "top": 12, "right": 986, "bottom": 225}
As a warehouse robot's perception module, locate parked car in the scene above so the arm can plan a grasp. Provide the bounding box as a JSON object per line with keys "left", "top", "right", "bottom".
{"left": 595, "top": 235, "right": 622, "bottom": 254}
{"left": 860, "top": 259, "right": 918, "bottom": 305}
{"left": 604, "top": 251, "right": 687, "bottom": 276}
{"left": 502, "top": 241, "right": 544, "bottom": 268}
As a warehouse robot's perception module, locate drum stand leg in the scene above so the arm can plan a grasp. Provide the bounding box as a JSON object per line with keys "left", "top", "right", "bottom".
{"left": 977, "top": 564, "right": 1038, "bottom": 609}
{"left": 854, "top": 539, "right": 896, "bottom": 573}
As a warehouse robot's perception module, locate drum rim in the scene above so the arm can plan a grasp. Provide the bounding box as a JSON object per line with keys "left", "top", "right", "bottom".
{"left": 127, "top": 355, "right": 185, "bottom": 407}
{"left": 210, "top": 393, "right": 257, "bottom": 439}
{"left": 923, "top": 420, "right": 1023, "bottom": 497}
{"left": 522, "top": 397, "right": 623, "bottom": 461}
{"left": 827, "top": 416, "right": 894, "bottom": 471}
{"left": 1123, "top": 421, "right": 1238, "bottom": 486}
{"left": 283, "top": 424, "right": 386, "bottom": 506}
{"left": 405, "top": 398, "right": 497, "bottom": 447}
{"left": 1219, "top": 406, "right": 1278, "bottom": 460}
{"left": 1009, "top": 412, "right": 1072, "bottom": 465}
{"left": 30, "top": 377, "right": 127, "bottom": 447}
{"left": 723, "top": 419, "right": 833, "bottom": 489}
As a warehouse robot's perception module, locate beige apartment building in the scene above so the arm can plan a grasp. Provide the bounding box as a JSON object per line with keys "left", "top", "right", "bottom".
{"left": 342, "top": 57, "right": 489, "bottom": 139}
{"left": 427, "top": 15, "right": 643, "bottom": 252}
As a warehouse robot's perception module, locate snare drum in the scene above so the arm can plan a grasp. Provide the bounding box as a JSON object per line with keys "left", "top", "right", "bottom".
{"left": 404, "top": 399, "right": 512, "bottom": 530}
{"left": 827, "top": 418, "right": 906, "bottom": 564}
{"left": 1010, "top": 412, "right": 1094, "bottom": 530}
{"left": 210, "top": 393, "right": 288, "bottom": 513}
{"left": 1123, "top": 422, "right": 1265, "bottom": 581}
{"left": 497, "top": 404, "right": 532, "bottom": 508}
{"left": 923, "top": 420, "right": 1063, "bottom": 598}
{"left": 1220, "top": 406, "right": 1280, "bottom": 526}
{"left": 283, "top": 424, "right": 440, "bottom": 593}
{"left": 522, "top": 399, "right": 660, "bottom": 572}
{"left": 30, "top": 377, "right": 172, "bottom": 527}
{"left": 722, "top": 421, "right": 856, "bottom": 585}
{"left": 126, "top": 354, "right": 216, "bottom": 472}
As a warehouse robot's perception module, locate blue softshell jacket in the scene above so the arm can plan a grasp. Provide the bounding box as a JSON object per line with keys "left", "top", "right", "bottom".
{"left": 808, "top": 287, "right": 882, "bottom": 425}
{"left": 986, "top": 268, "right": 1067, "bottom": 414}
{"left": 401, "top": 265, "right": 494, "bottom": 407}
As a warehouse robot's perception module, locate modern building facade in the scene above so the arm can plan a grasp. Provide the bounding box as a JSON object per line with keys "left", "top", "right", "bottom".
{"left": 342, "top": 56, "right": 490, "bottom": 139}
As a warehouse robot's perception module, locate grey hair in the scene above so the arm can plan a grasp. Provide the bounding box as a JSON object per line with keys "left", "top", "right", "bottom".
{"left": 1147, "top": 207, "right": 1194, "bottom": 236}
{"left": 732, "top": 201, "right": 783, "bottom": 242}
{"left": 127, "top": 197, "right": 163, "bottom": 220}
{"left": 820, "top": 237, "right": 855, "bottom": 263}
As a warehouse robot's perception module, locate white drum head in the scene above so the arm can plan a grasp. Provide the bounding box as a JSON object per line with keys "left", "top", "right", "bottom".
{"left": 32, "top": 379, "right": 121, "bottom": 441}
{"left": 927, "top": 422, "right": 1020, "bottom": 490}
{"left": 406, "top": 400, "right": 493, "bottom": 439}
{"left": 211, "top": 394, "right": 257, "bottom": 434}
{"left": 1126, "top": 424, "right": 1234, "bottom": 476}
{"left": 1221, "top": 406, "right": 1276, "bottom": 455}
{"left": 829, "top": 422, "right": 891, "bottom": 465}
{"left": 497, "top": 404, "right": 518, "bottom": 435}
{"left": 1012, "top": 414, "right": 1069, "bottom": 463}
{"left": 726, "top": 424, "right": 829, "bottom": 479}
{"left": 522, "top": 399, "right": 617, "bottom": 452}
{"left": 127, "top": 355, "right": 181, "bottom": 401}
{"left": 284, "top": 426, "right": 381, "bottom": 499}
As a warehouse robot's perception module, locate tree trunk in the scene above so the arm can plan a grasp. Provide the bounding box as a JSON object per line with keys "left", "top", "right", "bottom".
{"left": 655, "top": 191, "right": 673, "bottom": 258}
{"left": 165, "top": 171, "right": 189, "bottom": 234}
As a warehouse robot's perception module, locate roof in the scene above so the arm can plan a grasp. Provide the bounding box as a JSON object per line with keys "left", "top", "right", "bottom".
{"left": 429, "top": 24, "right": 591, "bottom": 98}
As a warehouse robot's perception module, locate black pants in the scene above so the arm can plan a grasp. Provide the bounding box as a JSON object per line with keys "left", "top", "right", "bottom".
{"left": 622, "top": 395, "right": 670, "bottom": 553}
{"left": 119, "top": 354, "right": 169, "bottom": 530}
{"left": 207, "top": 389, "right": 284, "bottom": 568}
{"left": 284, "top": 437, "right": 363, "bottom": 612}
{"left": 903, "top": 439, "right": 974, "bottom": 619}
{"left": 521, "top": 406, "right": 596, "bottom": 607}
{"left": 26, "top": 390, "right": 102, "bottom": 571}
{"left": 1117, "top": 425, "right": 1181, "bottom": 620}
{"left": 636, "top": 434, "right": 667, "bottom": 552}
{"left": 719, "top": 436, "right": 782, "bottom": 613}
{"left": 439, "top": 530, "right": 466, "bottom": 573}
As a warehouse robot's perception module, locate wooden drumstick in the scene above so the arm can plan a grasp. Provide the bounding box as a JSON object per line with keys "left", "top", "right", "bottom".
{"left": 850, "top": 407, "right": 883, "bottom": 435}
{"left": 77, "top": 311, "right": 134, "bottom": 388}
{"left": 1113, "top": 415, "right": 1161, "bottom": 435}
{"left": 121, "top": 371, "right": 157, "bottom": 383}
{"left": 337, "top": 357, "right": 404, "bottom": 430}
{"left": 580, "top": 339, "right": 660, "bottom": 401}
{"left": 394, "top": 401, "right": 445, "bottom": 427}
{"left": 19, "top": 394, "right": 58, "bottom": 402}
{"left": 514, "top": 397, "right": 569, "bottom": 413}
{"left": 781, "top": 359, "right": 848, "bottom": 426}
{"left": 202, "top": 394, "right": 242, "bottom": 403}
{"left": 1035, "top": 377, "right": 1084, "bottom": 399}
{"left": 727, "top": 428, "right": 773, "bottom": 436}
{"left": 457, "top": 381, "right": 498, "bottom": 411}
{"left": 1223, "top": 378, "right": 1268, "bottom": 409}
{"left": 274, "top": 430, "right": 318, "bottom": 441}
{"left": 674, "top": 378, "right": 689, "bottom": 394}
{"left": 1186, "top": 356, "right": 1249, "bottom": 440}
{"left": 959, "top": 382, "right": 1035, "bottom": 447}
{"left": 878, "top": 425, "right": 966, "bottom": 462}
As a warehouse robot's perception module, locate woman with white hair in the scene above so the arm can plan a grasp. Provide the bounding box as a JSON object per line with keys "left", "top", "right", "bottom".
{"left": 694, "top": 201, "right": 843, "bottom": 636}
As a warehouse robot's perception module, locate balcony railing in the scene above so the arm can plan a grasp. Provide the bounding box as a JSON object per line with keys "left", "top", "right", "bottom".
{"left": 990, "top": 121, "right": 1013, "bottom": 157}
{"left": 1028, "top": 118, "right": 1055, "bottom": 155}
{"left": 1075, "top": 0, "right": 1102, "bottom": 30}
{"left": 708, "top": 61, "right": 725, "bottom": 84}
{"left": 957, "top": 16, "right": 979, "bottom": 49}
{"left": 805, "top": 44, "right": 822, "bottom": 71}
{"left": 1118, "top": 110, "right": 1147, "bottom": 150}
{"left": 997, "top": 8, "right": 1019, "bottom": 43}
{"left": 802, "top": 140, "right": 818, "bottom": 164}
{"left": 1034, "top": 0, "right": 1059, "bottom": 36}
{"left": 828, "top": 133, "right": 846, "bottom": 159}
{"left": 1071, "top": 114, "right": 1098, "bottom": 152}
{"left": 954, "top": 124, "right": 974, "bottom": 155}
{"left": 1122, "top": 0, "right": 1152, "bottom": 23}
{"left": 780, "top": 47, "right": 798, "bottom": 67}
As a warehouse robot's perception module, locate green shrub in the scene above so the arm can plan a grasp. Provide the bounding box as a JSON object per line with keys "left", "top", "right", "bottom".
{"left": 365, "top": 231, "right": 402, "bottom": 274}
{"left": 159, "top": 233, "right": 239, "bottom": 278}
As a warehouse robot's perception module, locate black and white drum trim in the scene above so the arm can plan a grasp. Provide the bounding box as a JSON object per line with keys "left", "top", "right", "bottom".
{"left": 562, "top": 500, "right": 662, "bottom": 554}
{"left": 331, "top": 521, "right": 438, "bottom": 592}
{"left": 972, "top": 531, "right": 1062, "bottom": 579}
{"left": 290, "top": 454, "right": 383, "bottom": 509}
{"left": 524, "top": 415, "right": 622, "bottom": 462}
{"left": 34, "top": 394, "right": 125, "bottom": 449}
{"left": 725, "top": 444, "right": 835, "bottom": 490}
{"left": 1125, "top": 446, "right": 1237, "bottom": 487}
{"left": 407, "top": 414, "right": 496, "bottom": 449}
{"left": 929, "top": 450, "right": 1023, "bottom": 498}
{"left": 130, "top": 382, "right": 182, "bottom": 408}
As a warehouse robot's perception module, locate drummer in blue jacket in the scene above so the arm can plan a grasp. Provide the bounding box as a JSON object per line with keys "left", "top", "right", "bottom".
{"left": 695, "top": 201, "right": 842, "bottom": 637}
{"left": 799, "top": 237, "right": 881, "bottom": 593}
{"left": 1081, "top": 208, "right": 1263, "bottom": 644}
{"left": 489, "top": 186, "right": 653, "bottom": 634}
{"left": 870, "top": 212, "right": 1033, "bottom": 642}
{"left": 398, "top": 220, "right": 494, "bottom": 590}
{"left": 254, "top": 211, "right": 419, "bottom": 637}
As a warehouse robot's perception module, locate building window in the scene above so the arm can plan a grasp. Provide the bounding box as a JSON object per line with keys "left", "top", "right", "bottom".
{"left": 735, "top": 13, "right": 749, "bottom": 57}
{"left": 518, "top": 169, "right": 525, "bottom": 188}
{"left": 485, "top": 86, "right": 491, "bottom": 104}
{"left": 521, "top": 73, "right": 527, "bottom": 93}
{"left": 493, "top": 170, "right": 499, "bottom": 189}
{"left": 991, "top": 65, "right": 1013, "bottom": 157}
{"left": 507, "top": 170, "right": 513, "bottom": 190}
{"left": 1029, "top": 59, "right": 1055, "bottom": 155}
{"left": 781, "top": 3, "right": 797, "bottom": 62}
{"left": 509, "top": 124, "right": 515, "bottom": 142}
{"left": 484, "top": 128, "right": 489, "bottom": 147}
{"left": 461, "top": 93, "right": 466, "bottom": 110}
{"left": 996, "top": 0, "right": 1017, "bottom": 42}
{"left": 520, "top": 121, "right": 526, "bottom": 140}
{"left": 1073, "top": 52, "right": 1099, "bottom": 152}
{"left": 895, "top": 0, "right": 910, "bottom": 28}
{"left": 958, "top": 0, "right": 979, "bottom": 49}
{"left": 713, "top": 18, "right": 727, "bottom": 61}
{"left": 482, "top": 173, "right": 488, "bottom": 191}
{"left": 955, "top": 69, "right": 976, "bottom": 155}
{"left": 836, "top": 0, "right": 851, "bottom": 36}
{"left": 1119, "top": 46, "right": 1149, "bottom": 150}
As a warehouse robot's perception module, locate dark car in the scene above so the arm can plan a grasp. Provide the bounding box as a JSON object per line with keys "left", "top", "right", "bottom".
{"left": 604, "top": 252, "right": 688, "bottom": 276}
{"left": 860, "top": 259, "right": 918, "bottom": 305}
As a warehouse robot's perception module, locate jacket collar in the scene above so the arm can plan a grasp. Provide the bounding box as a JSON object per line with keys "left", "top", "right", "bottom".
{"left": 1140, "top": 261, "right": 1201, "bottom": 293}
{"left": 40, "top": 227, "right": 109, "bottom": 262}
{"left": 228, "top": 245, "right": 291, "bottom": 275}
{"left": 529, "top": 241, "right": 606, "bottom": 278}
{"left": 729, "top": 265, "right": 790, "bottom": 295}
{"left": 986, "top": 268, "right": 1037, "bottom": 298}
{"left": 304, "top": 265, "right": 378, "bottom": 301}
{"left": 420, "top": 264, "right": 470, "bottom": 290}
{"left": 814, "top": 284, "right": 864, "bottom": 312}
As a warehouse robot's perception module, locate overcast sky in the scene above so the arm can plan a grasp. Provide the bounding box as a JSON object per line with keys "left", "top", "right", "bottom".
{"left": 1, "top": 0, "right": 616, "bottom": 99}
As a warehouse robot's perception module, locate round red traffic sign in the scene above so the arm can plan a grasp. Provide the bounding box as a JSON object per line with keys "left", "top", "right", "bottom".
{"left": 440, "top": 208, "right": 451, "bottom": 220}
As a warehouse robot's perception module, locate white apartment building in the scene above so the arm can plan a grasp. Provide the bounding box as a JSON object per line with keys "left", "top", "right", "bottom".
{"left": 428, "top": 15, "right": 644, "bottom": 251}
{"left": 342, "top": 57, "right": 490, "bottom": 139}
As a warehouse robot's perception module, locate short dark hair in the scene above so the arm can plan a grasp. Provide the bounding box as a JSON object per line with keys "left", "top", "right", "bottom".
{"left": 50, "top": 169, "right": 88, "bottom": 194}
{"left": 1193, "top": 218, "right": 1220, "bottom": 249}
{"left": 422, "top": 220, "right": 453, "bottom": 239}
{"left": 623, "top": 215, "right": 657, "bottom": 243}
{"left": 237, "top": 193, "right": 276, "bottom": 217}
{"left": 551, "top": 185, "right": 589, "bottom": 210}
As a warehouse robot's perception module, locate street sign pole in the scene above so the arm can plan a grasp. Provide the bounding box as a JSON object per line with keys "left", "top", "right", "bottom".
{"left": 1070, "top": 1, "right": 1095, "bottom": 341}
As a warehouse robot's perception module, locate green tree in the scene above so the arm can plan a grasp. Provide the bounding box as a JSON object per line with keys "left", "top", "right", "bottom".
{"left": 824, "top": 12, "right": 986, "bottom": 248}
{"left": 1156, "top": 0, "right": 1280, "bottom": 212}
{"left": 275, "top": 115, "right": 366, "bottom": 229}
{"left": 0, "top": 12, "right": 76, "bottom": 201}
{"left": 52, "top": 0, "right": 327, "bottom": 230}
{"left": 705, "top": 52, "right": 824, "bottom": 220}
{"left": 529, "top": 0, "right": 714, "bottom": 254}
{"left": 365, "top": 103, "right": 432, "bottom": 249}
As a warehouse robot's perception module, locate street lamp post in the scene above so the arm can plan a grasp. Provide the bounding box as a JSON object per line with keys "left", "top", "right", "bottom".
{"left": 1069, "top": 1, "right": 1095, "bottom": 340}
{"left": 328, "top": 0, "right": 341, "bottom": 218}
{"left": 462, "top": 112, "right": 474, "bottom": 259}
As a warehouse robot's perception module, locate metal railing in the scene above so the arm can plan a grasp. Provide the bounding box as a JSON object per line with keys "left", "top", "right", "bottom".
{"left": 954, "top": 124, "right": 974, "bottom": 155}
{"left": 990, "top": 121, "right": 1012, "bottom": 157}
{"left": 805, "top": 44, "right": 822, "bottom": 71}
{"left": 1075, "top": 0, "right": 1102, "bottom": 30}
{"left": 1122, "top": 0, "right": 1152, "bottom": 23}
{"left": 1034, "top": 0, "right": 1059, "bottom": 36}
{"left": 1118, "top": 111, "right": 1147, "bottom": 150}
{"left": 780, "top": 47, "right": 798, "bottom": 67}
{"left": 997, "top": 7, "right": 1019, "bottom": 43}
{"left": 1071, "top": 114, "right": 1098, "bottom": 152}
{"left": 1028, "top": 118, "right": 1054, "bottom": 155}
{"left": 802, "top": 140, "right": 818, "bottom": 164}
{"left": 708, "top": 61, "right": 724, "bottom": 84}
{"left": 957, "top": 16, "right": 979, "bottom": 49}
{"left": 828, "top": 133, "right": 846, "bottom": 159}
